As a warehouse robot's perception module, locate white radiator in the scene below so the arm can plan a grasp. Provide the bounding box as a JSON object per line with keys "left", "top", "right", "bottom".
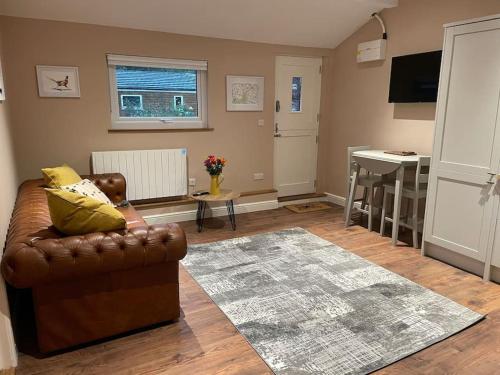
{"left": 91, "top": 149, "right": 187, "bottom": 201}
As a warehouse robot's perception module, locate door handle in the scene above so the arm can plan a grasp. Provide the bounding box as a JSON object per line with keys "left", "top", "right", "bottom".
{"left": 487, "top": 172, "right": 499, "bottom": 183}
{"left": 275, "top": 100, "right": 280, "bottom": 112}
{"left": 274, "top": 133, "right": 282, "bottom": 138}
{"left": 486, "top": 172, "right": 498, "bottom": 184}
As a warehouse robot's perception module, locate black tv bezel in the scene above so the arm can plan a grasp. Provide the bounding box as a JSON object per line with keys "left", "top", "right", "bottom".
{"left": 388, "top": 50, "right": 442, "bottom": 104}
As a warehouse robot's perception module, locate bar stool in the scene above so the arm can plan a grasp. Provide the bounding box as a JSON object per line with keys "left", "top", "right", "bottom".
{"left": 345, "top": 146, "right": 384, "bottom": 232}
{"left": 380, "top": 156, "right": 431, "bottom": 248}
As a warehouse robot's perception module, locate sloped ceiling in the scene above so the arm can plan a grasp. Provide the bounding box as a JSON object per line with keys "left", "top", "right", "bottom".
{"left": 0, "top": 0, "right": 398, "bottom": 48}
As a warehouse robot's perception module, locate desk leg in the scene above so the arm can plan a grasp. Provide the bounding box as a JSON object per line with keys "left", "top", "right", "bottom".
{"left": 345, "top": 164, "right": 360, "bottom": 227}
{"left": 391, "top": 166, "right": 405, "bottom": 246}
{"left": 196, "top": 201, "right": 207, "bottom": 232}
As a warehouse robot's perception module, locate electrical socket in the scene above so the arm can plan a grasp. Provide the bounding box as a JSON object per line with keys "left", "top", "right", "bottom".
{"left": 253, "top": 173, "right": 264, "bottom": 180}
{"left": 188, "top": 177, "right": 196, "bottom": 186}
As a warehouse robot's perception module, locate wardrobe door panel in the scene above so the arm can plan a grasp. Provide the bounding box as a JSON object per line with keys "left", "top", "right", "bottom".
{"left": 430, "top": 173, "right": 494, "bottom": 261}
{"left": 438, "top": 23, "right": 500, "bottom": 175}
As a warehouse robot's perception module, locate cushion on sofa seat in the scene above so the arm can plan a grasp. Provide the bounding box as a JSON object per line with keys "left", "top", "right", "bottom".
{"left": 45, "top": 188, "right": 126, "bottom": 235}
{"left": 61, "top": 179, "right": 114, "bottom": 206}
{"left": 42, "top": 164, "right": 82, "bottom": 188}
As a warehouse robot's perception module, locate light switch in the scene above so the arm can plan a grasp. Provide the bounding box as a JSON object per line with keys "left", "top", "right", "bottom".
{"left": 253, "top": 173, "right": 264, "bottom": 180}
{"left": 258, "top": 119, "right": 265, "bottom": 127}
{"left": 188, "top": 178, "right": 196, "bottom": 186}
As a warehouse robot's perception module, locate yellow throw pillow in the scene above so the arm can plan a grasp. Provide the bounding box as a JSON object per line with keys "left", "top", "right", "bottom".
{"left": 42, "top": 164, "right": 82, "bottom": 188}
{"left": 45, "top": 189, "right": 126, "bottom": 235}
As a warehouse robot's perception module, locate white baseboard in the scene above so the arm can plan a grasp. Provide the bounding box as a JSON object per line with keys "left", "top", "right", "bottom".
{"left": 144, "top": 192, "right": 352, "bottom": 225}
{"left": 324, "top": 192, "right": 364, "bottom": 210}
{"left": 323, "top": 192, "right": 346, "bottom": 207}
{"left": 144, "top": 199, "right": 279, "bottom": 224}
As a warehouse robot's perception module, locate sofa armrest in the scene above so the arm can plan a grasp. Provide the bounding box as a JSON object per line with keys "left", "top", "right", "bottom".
{"left": 1, "top": 224, "right": 187, "bottom": 289}
{"left": 85, "top": 173, "right": 127, "bottom": 204}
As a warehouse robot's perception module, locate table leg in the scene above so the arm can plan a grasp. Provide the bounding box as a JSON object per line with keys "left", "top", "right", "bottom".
{"left": 368, "top": 186, "right": 374, "bottom": 232}
{"left": 197, "top": 201, "right": 206, "bottom": 232}
{"left": 226, "top": 200, "right": 236, "bottom": 230}
{"left": 345, "top": 164, "right": 360, "bottom": 227}
{"left": 391, "top": 166, "right": 405, "bottom": 246}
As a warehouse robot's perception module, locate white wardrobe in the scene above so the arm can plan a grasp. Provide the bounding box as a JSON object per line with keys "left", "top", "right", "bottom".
{"left": 423, "top": 14, "right": 500, "bottom": 281}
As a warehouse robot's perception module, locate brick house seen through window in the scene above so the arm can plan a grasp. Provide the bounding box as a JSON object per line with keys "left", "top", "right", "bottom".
{"left": 117, "top": 67, "right": 197, "bottom": 117}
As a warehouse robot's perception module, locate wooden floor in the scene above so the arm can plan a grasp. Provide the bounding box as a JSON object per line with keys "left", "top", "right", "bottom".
{"left": 16, "top": 204, "right": 500, "bottom": 374}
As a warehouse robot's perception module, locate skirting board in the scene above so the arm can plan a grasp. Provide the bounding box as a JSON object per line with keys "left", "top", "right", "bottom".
{"left": 324, "top": 192, "right": 347, "bottom": 207}
{"left": 144, "top": 199, "right": 279, "bottom": 224}
{"left": 144, "top": 193, "right": 350, "bottom": 224}
{"left": 324, "top": 192, "right": 366, "bottom": 210}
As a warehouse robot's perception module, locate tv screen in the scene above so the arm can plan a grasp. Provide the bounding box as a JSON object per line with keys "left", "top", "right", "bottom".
{"left": 388, "top": 51, "right": 442, "bottom": 103}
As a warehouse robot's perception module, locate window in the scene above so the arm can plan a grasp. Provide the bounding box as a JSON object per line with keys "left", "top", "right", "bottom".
{"left": 291, "top": 76, "right": 302, "bottom": 112}
{"left": 173, "top": 95, "right": 184, "bottom": 109}
{"left": 120, "top": 94, "right": 143, "bottom": 110}
{"left": 107, "top": 54, "right": 208, "bottom": 130}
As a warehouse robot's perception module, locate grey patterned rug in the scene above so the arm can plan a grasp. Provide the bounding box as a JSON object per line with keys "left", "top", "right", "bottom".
{"left": 182, "top": 228, "right": 483, "bottom": 375}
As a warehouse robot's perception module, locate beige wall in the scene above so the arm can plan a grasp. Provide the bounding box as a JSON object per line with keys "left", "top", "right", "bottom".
{"left": 0, "top": 28, "right": 18, "bottom": 370}
{"left": 323, "top": 0, "right": 500, "bottom": 197}
{"left": 0, "top": 16, "right": 330, "bottom": 195}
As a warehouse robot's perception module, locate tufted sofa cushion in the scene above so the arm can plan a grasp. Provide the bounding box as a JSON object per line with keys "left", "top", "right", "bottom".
{"left": 1, "top": 174, "right": 187, "bottom": 289}
{"left": 85, "top": 173, "right": 127, "bottom": 204}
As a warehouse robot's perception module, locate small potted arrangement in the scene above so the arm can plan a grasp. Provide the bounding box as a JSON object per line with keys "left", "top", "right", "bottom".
{"left": 204, "top": 155, "right": 227, "bottom": 195}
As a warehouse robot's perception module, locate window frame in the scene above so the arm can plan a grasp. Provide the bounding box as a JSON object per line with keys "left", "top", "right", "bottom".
{"left": 107, "top": 55, "right": 208, "bottom": 130}
{"left": 120, "top": 94, "right": 143, "bottom": 110}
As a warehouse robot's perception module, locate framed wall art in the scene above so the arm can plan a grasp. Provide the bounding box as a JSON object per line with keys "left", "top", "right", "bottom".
{"left": 36, "top": 65, "right": 80, "bottom": 98}
{"left": 226, "top": 75, "right": 264, "bottom": 111}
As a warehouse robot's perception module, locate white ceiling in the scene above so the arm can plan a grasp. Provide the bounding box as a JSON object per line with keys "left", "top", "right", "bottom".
{"left": 0, "top": 0, "right": 398, "bottom": 48}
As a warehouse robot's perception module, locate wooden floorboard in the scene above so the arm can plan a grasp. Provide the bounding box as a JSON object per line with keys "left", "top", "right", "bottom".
{"left": 15, "top": 205, "right": 500, "bottom": 374}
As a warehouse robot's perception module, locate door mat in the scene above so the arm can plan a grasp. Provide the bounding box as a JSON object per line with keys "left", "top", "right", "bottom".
{"left": 285, "top": 202, "right": 331, "bottom": 213}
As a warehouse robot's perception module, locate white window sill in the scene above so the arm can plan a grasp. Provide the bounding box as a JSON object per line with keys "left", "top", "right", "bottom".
{"left": 110, "top": 120, "right": 207, "bottom": 131}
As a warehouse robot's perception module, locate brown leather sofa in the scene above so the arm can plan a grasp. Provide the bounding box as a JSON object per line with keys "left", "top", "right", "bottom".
{"left": 1, "top": 173, "right": 187, "bottom": 354}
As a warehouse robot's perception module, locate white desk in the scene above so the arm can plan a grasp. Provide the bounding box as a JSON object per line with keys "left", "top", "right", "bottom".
{"left": 346, "top": 150, "right": 425, "bottom": 245}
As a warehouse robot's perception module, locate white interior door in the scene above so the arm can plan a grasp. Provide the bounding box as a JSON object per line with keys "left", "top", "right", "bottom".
{"left": 425, "top": 18, "right": 500, "bottom": 262}
{"left": 274, "top": 56, "right": 322, "bottom": 197}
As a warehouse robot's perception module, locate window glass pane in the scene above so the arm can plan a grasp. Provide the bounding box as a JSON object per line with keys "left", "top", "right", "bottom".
{"left": 291, "top": 76, "right": 302, "bottom": 112}
{"left": 121, "top": 95, "right": 142, "bottom": 110}
{"left": 116, "top": 66, "right": 198, "bottom": 118}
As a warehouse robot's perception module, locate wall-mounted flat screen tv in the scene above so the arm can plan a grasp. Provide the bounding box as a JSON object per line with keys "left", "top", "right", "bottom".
{"left": 388, "top": 50, "right": 442, "bottom": 103}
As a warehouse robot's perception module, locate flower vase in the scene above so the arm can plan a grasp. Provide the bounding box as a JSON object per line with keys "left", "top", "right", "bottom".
{"left": 210, "top": 175, "right": 221, "bottom": 195}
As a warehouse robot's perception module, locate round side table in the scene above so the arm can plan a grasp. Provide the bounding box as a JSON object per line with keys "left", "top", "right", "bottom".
{"left": 191, "top": 189, "right": 240, "bottom": 232}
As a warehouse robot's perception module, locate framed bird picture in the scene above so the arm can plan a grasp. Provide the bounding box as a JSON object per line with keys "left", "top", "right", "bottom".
{"left": 36, "top": 65, "right": 80, "bottom": 98}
